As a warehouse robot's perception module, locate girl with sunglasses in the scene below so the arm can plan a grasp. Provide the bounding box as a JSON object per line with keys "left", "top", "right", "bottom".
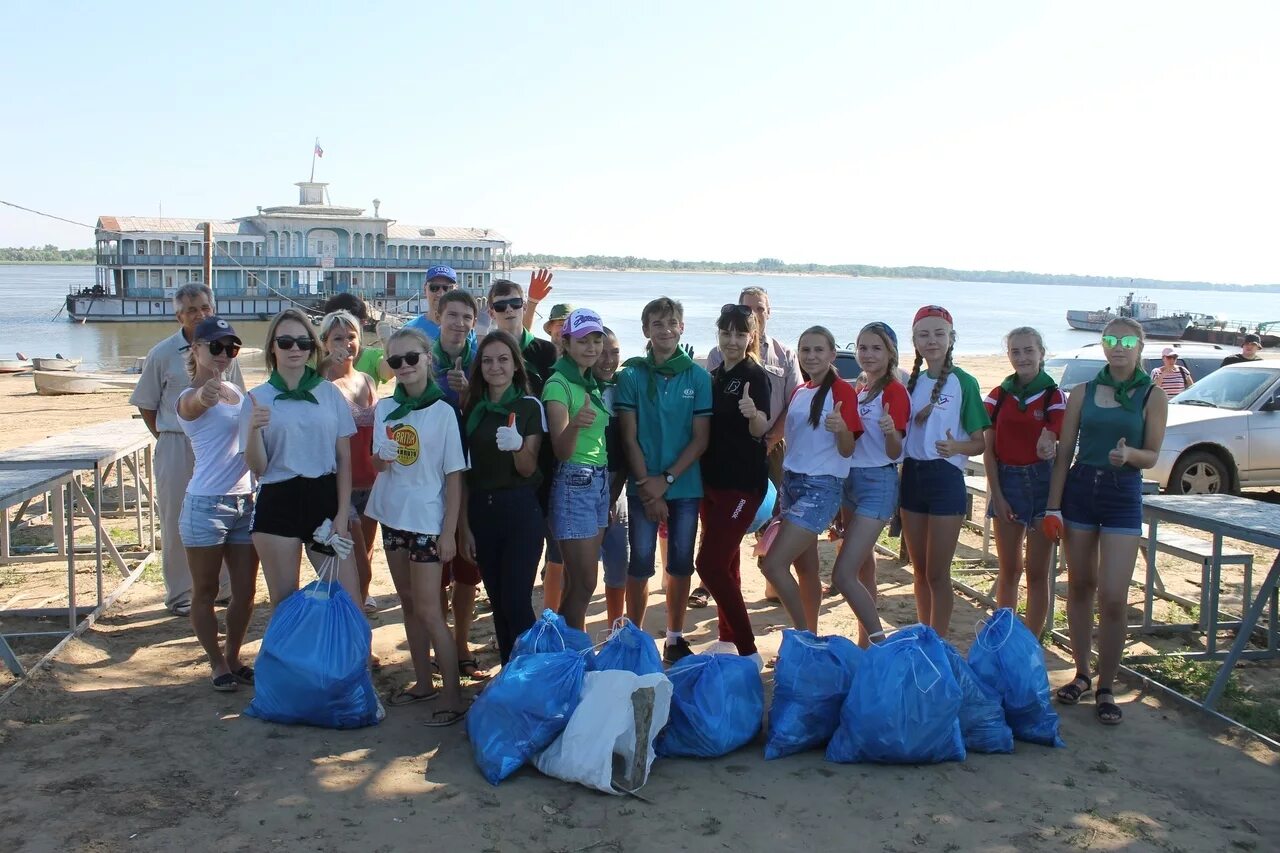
{"left": 320, "top": 310, "right": 380, "bottom": 615}
{"left": 247, "top": 308, "right": 360, "bottom": 608}
{"left": 366, "top": 328, "right": 469, "bottom": 723}
{"left": 176, "top": 316, "right": 268, "bottom": 691}
{"left": 695, "top": 304, "right": 772, "bottom": 662}
{"left": 1046, "top": 318, "right": 1167, "bottom": 726}
{"left": 900, "top": 305, "right": 990, "bottom": 637}
{"left": 761, "top": 326, "right": 860, "bottom": 635}
{"left": 461, "top": 330, "right": 546, "bottom": 665}
{"left": 983, "top": 326, "right": 1064, "bottom": 638}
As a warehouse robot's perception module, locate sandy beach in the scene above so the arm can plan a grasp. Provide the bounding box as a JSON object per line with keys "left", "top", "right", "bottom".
{"left": 0, "top": 354, "right": 1277, "bottom": 853}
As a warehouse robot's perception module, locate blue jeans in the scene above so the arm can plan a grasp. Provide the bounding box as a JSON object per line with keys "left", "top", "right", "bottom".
{"left": 1062, "top": 463, "right": 1143, "bottom": 536}
{"left": 899, "top": 458, "right": 966, "bottom": 517}
{"left": 988, "top": 460, "right": 1052, "bottom": 527}
{"left": 843, "top": 464, "right": 900, "bottom": 521}
{"left": 601, "top": 494, "right": 630, "bottom": 589}
{"left": 628, "top": 495, "right": 699, "bottom": 579}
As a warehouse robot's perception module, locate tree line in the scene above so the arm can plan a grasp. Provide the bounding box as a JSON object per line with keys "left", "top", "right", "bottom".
{"left": 0, "top": 245, "right": 94, "bottom": 263}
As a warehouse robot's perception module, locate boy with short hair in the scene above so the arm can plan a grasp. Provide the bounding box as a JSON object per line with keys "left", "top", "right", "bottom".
{"left": 616, "top": 297, "right": 712, "bottom": 663}
{"left": 487, "top": 278, "right": 557, "bottom": 395}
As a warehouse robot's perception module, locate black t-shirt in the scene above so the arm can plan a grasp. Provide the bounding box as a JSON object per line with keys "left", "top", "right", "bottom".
{"left": 1221, "top": 354, "right": 1262, "bottom": 367}
{"left": 522, "top": 337, "right": 558, "bottom": 396}
{"left": 702, "top": 359, "right": 772, "bottom": 492}
{"left": 465, "top": 397, "right": 544, "bottom": 492}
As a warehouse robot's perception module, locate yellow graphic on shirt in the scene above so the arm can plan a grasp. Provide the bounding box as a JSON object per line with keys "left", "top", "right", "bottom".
{"left": 385, "top": 424, "right": 420, "bottom": 466}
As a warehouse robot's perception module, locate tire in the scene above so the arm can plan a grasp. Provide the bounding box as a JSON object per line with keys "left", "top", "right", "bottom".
{"left": 1166, "top": 450, "right": 1231, "bottom": 495}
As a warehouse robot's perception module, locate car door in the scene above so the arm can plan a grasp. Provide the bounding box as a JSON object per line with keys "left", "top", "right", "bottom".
{"left": 1244, "top": 374, "right": 1280, "bottom": 483}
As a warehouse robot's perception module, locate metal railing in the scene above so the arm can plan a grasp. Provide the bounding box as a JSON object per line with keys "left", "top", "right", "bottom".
{"left": 97, "top": 254, "right": 494, "bottom": 270}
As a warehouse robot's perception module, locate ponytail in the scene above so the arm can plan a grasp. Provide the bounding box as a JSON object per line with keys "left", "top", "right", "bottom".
{"left": 808, "top": 364, "right": 839, "bottom": 429}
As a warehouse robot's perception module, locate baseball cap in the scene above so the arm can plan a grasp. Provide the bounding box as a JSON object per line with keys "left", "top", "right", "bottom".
{"left": 193, "top": 316, "right": 240, "bottom": 344}
{"left": 1244, "top": 333, "right": 1262, "bottom": 345}
{"left": 425, "top": 265, "right": 457, "bottom": 283}
{"left": 1161, "top": 347, "right": 1177, "bottom": 357}
{"left": 861, "top": 321, "right": 898, "bottom": 348}
{"left": 563, "top": 308, "right": 604, "bottom": 339}
{"left": 543, "top": 303, "right": 575, "bottom": 335}
{"left": 913, "top": 305, "right": 954, "bottom": 326}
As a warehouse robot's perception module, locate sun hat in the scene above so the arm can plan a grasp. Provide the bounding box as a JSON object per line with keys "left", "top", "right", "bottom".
{"left": 913, "top": 305, "right": 953, "bottom": 326}
{"left": 563, "top": 308, "right": 604, "bottom": 339}
{"left": 543, "top": 303, "right": 575, "bottom": 335}
{"left": 425, "top": 265, "right": 457, "bottom": 283}
{"left": 193, "top": 316, "right": 240, "bottom": 344}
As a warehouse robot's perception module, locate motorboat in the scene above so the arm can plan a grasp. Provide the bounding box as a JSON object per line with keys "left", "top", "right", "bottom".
{"left": 33, "top": 370, "right": 140, "bottom": 396}
{"left": 30, "top": 354, "right": 82, "bottom": 372}
{"left": 0, "top": 353, "right": 32, "bottom": 373}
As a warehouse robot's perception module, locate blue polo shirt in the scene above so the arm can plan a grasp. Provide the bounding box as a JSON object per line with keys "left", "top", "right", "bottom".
{"left": 432, "top": 338, "right": 477, "bottom": 409}
{"left": 614, "top": 361, "right": 713, "bottom": 500}
{"left": 404, "top": 314, "right": 478, "bottom": 348}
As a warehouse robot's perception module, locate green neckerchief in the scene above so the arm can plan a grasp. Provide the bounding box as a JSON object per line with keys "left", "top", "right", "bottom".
{"left": 432, "top": 336, "right": 474, "bottom": 375}
{"left": 551, "top": 355, "right": 605, "bottom": 409}
{"left": 519, "top": 328, "right": 537, "bottom": 352}
{"left": 1000, "top": 370, "right": 1056, "bottom": 412}
{"left": 384, "top": 379, "right": 446, "bottom": 421}
{"left": 621, "top": 348, "right": 694, "bottom": 400}
{"left": 519, "top": 328, "right": 546, "bottom": 384}
{"left": 268, "top": 366, "right": 323, "bottom": 404}
{"left": 1094, "top": 365, "right": 1153, "bottom": 412}
{"left": 466, "top": 384, "right": 520, "bottom": 436}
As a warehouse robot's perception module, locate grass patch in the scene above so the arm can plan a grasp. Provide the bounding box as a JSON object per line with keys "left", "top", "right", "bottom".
{"left": 1127, "top": 656, "right": 1280, "bottom": 740}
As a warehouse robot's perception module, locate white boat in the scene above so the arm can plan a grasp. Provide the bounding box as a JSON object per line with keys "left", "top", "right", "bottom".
{"left": 0, "top": 358, "right": 32, "bottom": 374}
{"left": 31, "top": 355, "right": 82, "bottom": 372}
{"left": 33, "top": 370, "right": 140, "bottom": 396}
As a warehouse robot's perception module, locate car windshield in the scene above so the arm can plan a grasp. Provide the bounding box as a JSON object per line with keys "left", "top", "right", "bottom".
{"left": 1172, "top": 366, "right": 1280, "bottom": 410}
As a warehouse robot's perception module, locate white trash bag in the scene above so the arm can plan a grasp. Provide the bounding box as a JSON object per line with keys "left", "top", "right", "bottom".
{"left": 534, "top": 669, "right": 672, "bottom": 795}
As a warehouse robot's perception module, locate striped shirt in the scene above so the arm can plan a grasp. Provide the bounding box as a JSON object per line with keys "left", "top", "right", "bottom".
{"left": 1151, "top": 364, "right": 1192, "bottom": 398}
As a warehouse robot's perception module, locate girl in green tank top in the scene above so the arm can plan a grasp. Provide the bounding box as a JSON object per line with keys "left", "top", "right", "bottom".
{"left": 1044, "top": 319, "right": 1168, "bottom": 727}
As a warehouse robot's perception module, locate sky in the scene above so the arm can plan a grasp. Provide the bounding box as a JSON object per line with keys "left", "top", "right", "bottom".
{"left": 1, "top": 1, "right": 1277, "bottom": 284}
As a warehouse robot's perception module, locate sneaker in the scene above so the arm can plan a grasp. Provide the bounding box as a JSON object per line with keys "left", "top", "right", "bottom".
{"left": 663, "top": 637, "right": 694, "bottom": 665}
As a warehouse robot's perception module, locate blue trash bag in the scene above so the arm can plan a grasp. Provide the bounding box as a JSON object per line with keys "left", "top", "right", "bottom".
{"left": 466, "top": 650, "right": 588, "bottom": 786}
{"left": 655, "top": 654, "right": 764, "bottom": 758}
{"left": 511, "top": 609, "right": 596, "bottom": 668}
{"left": 942, "top": 642, "right": 1014, "bottom": 754}
{"left": 244, "top": 578, "right": 382, "bottom": 729}
{"left": 765, "top": 630, "right": 864, "bottom": 759}
{"left": 594, "top": 618, "right": 663, "bottom": 676}
{"left": 747, "top": 479, "right": 778, "bottom": 534}
{"left": 969, "top": 608, "right": 1065, "bottom": 748}
{"left": 826, "top": 625, "right": 965, "bottom": 764}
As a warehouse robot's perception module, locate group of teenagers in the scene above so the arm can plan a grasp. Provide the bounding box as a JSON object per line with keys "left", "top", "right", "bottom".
{"left": 141, "top": 264, "right": 1167, "bottom": 729}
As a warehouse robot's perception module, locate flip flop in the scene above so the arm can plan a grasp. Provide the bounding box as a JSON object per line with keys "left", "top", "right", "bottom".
{"left": 230, "top": 665, "right": 254, "bottom": 685}
{"left": 688, "top": 588, "right": 710, "bottom": 609}
{"left": 388, "top": 687, "right": 439, "bottom": 707}
{"left": 424, "top": 707, "right": 468, "bottom": 728}
{"left": 211, "top": 673, "right": 238, "bottom": 692}
{"left": 459, "top": 659, "right": 491, "bottom": 681}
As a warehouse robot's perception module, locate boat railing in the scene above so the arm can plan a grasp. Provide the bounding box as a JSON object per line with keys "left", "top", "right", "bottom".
{"left": 96, "top": 254, "right": 494, "bottom": 271}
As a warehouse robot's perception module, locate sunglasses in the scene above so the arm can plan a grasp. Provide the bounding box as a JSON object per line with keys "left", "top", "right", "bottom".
{"left": 1101, "top": 334, "right": 1141, "bottom": 350}
{"left": 202, "top": 340, "right": 240, "bottom": 357}
{"left": 273, "top": 335, "right": 315, "bottom": 351}
{"left": 721, "top": 303, "right": 753, "bottom": 318}
{"left": 492, "top": 297, "right": 525, "bottom": 313}
{"left": 386, "top": 351, "right": 425, "bottom": 369}
{"left": 428, "top": 283, "right": 456, "bottom": 294}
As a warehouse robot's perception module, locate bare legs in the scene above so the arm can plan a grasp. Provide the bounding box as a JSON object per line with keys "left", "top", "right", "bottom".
{"left": 831, "top": 514, "right": 886, "bottom": 644}
{"left": 542, "top": 561, "right": 564, "bottom": 611}
{"left": 558, "top": 535, "right": 602, "bottom": 631}
{"left": 993, "top": 517, "right": 1054, "bottom": 637}
{"left": 187, "top": 542, "right": 257, "bottom": 678}
{"left": 900, "top": 509, "right": 963, "bottom": 636}
{"left": 760, "top": 522, "right": 822, "bottom": 633}
{"left": 1063, "top": 528, "right": 1139, "bottom": 694}
{"left": 386, "top": 549, "right": 463, "bottom": 711}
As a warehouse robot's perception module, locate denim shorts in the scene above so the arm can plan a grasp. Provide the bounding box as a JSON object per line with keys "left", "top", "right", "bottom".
{"left": 779, "top": 471, "right": 843, "bottom": 535}
{"left": 988, "top": 460, "right": 1052, "bottom": 527}
{"left": 899, "top": 457, "right": 966, "bottom": 517}
{"left": 180, "top": 493, "right": 255, "bottom": 548}
{"left": 349, "top": 487, "right": 372, "bottom": 518}
{"left": 843, "top": 464, "right": 900, "bottom": 522}
{"left": 1062, "top": 463, "right": 1143, "bottom": 536}
{"left": 601, "top": 495, "right": 629, "bottom": 589}
{"left": 628, "top": 495, "right": 699, "bottom": 578}
{"left": 550, "top": 462, "right": 610, "bottom": 541}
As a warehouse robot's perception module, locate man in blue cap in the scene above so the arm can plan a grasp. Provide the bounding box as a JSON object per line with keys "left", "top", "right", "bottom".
{"left": 404, "top": 265, "right": 476, "bottom": 346}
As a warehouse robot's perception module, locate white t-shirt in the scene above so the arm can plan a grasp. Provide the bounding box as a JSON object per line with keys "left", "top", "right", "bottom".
{"left": 782, "top": 380, "right": 861, "bottom": 478}
{"left": 177, "top": 387, "right": 253, "bottom": 496}
{"left": 903, "top": 367, "right": 990, "bottom": 471}
{"left": 249, "top": 379, "right": 356, "bottom": 484}
{"left": 365, "top": 399, "right": 468, "bottom": 535}
{"left": 130, "top": 329, "right": 245, "bottom": 434}
{"left": 850, "top": 380, "right": 911, "bottom": 468}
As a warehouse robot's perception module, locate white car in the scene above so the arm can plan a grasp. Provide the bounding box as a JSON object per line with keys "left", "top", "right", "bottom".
{"left": 1151, "top": 362, "right": 1280, "bottom": 494}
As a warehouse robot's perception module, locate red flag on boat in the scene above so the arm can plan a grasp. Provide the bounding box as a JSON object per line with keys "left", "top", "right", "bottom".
{"left": 314, "top": 141, "right": 324, "bottom": 158}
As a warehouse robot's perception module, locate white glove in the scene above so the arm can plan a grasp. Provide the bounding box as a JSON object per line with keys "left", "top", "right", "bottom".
{"left": 377, "top": 441, "right": 400, "bottom": 463}
{"left": 495, "top": 423, "right": 524, "bottom": 452}
{"left": 312, "top": 520, "right": 355, "bottom": 559}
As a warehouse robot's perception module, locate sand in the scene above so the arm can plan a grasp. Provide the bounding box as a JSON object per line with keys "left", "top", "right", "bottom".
{"left": 0, "top": 354, "right": 1277, "bottom": 853}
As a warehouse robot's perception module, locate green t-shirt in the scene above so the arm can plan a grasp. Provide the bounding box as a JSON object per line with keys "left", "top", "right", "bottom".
{"left": 466, "top": 396, "right": 545, "bottom": 492}
{"left": 614, "top": 361, "right": 713, "bottom": 500}
{"left": 355, "top": 347, "right": 385, "bottom": 386}
{"left": 542, "top": 374, "right": 609, "bottom": 467}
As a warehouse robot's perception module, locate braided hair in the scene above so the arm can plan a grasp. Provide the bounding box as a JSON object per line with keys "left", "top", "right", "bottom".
{"left": 800, "top": 326, "right": 841, "bottom": 428}
{"left": 908, "top": 335, "right": 955, "bottom": 426}
{"left": 857, "top": 322, "right": 899, "bottom": 404}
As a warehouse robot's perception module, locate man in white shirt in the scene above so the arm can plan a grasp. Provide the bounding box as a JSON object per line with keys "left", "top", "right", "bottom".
{"left": 130, "top": 284, "right": 245, "bottom": 615}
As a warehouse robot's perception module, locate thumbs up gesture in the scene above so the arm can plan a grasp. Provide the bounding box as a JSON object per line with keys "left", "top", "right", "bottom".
{"left": 1109, "top": 436, "right": 1131, "bottom": 467}
{"left": 495, "top": 411, "right": 524, "bottom": 452}
{"left": 199, "top": 376, "right": 223, "bottom": 407}
{"left": 878, "top": 410, "right": 896, "bottom": 436}
{"left": 1036, "top": 426, "right": 1057, "bottom": 460}
{"left": 446, "top": 356, "right": 468, "bottom": 394}
{"left": 824, "top": 401, "right": 848, "bottom": 434}
{"left": 571, "top": 402, "right": 597, "bottom": 430}
{"left": 935, "top": 428, "right": 957, "bottom": 458}
{"left": 249, "top": 393, "right": 271, "bottom": 430}
{"left": 738, "top": 381, "right": 758, "bottom": 420}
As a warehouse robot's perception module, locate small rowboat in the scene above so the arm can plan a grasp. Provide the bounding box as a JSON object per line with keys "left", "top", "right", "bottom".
{"left": 31, "top": 354, "right": 82, "bottom": 372}
{"left": 0, "top": 358, "right": 32, "bottom": 374}
{"left": 33, "top": 370, "right": 140, "bottom": 396}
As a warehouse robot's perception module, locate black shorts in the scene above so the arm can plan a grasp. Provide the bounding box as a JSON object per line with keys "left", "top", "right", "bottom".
{"left": 252, "top": 473, "right": 339, "bottom": 547}
{"left": 382, "top": 527, "right": 441, "bottom": 564}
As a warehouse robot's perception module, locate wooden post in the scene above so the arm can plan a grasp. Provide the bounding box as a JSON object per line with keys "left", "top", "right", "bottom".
{"left": 202, "top": 222, "right": 213, "bottom": 288}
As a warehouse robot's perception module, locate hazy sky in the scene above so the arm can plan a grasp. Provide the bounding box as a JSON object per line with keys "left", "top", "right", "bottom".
{"left": 2, "top": 1, "right": 1276, "bottom": 283}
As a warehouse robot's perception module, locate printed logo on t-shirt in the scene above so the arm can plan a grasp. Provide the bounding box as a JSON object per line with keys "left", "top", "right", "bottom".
{"left": 934, "top": 393, "right": 953, "bottom": 408}
{"left": 385, "top": 424, "right": 420, "bottom": 465}
{"left": 1033, "top": 408, "right": 1045, "bottom": 421}
{"left": 725, "top": 378, "right": 744, "bottom": 396}
{"left": 682, "top": 387, "right": 695, "bottom": 398}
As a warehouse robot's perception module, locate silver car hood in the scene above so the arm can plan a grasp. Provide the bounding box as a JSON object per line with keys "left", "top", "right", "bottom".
{"left": 1164, "top": 403, "right": 1249, "bottom": 429}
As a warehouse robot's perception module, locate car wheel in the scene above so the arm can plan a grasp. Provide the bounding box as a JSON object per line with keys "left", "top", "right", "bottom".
{"left": 1167, "top": 450, "right": 1230, "bottom": 495}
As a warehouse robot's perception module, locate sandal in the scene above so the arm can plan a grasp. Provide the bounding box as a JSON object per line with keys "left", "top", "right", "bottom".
{"left": 459, "top": 659, "right": 491, "bottom": 681}
{"left": 1095, "top": 689, "right": 1122, "bottom": 726}
{"left": 688, "top": 587, "right": 710, "bottom": 609}
{"left": 211, "top": 672, "right": 238, "bottom": 692}
{"left": 1056, "top": 674, "right": 1092, "bottom": 705}
{"left": 424, "top": 707, "right": 468, "bottom": 728}
{"left": 230, "top": 665, "right": 255, "bottom": 685}
{"left": 388, "top": 687, "right": 440, "bottom": 707}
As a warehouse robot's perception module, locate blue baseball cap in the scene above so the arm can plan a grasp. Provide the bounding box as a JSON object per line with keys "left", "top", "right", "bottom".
{"left": 861, "top": 321, "right": 898, "bottom": 348}
{"left": 426, "top": 265, "right": 457, "bottom": 283}
{"left": 193, "top": 315, "right": 240, "bottom": 344}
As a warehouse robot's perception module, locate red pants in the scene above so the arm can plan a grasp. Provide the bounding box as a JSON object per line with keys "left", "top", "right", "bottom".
{"left": 695, "top": 486, "right": 763, "bottom": 656}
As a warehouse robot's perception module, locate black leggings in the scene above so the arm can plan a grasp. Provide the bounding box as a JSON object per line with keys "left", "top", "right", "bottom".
{"left": 468, "top": 486, "right": 545, "bottom": 663}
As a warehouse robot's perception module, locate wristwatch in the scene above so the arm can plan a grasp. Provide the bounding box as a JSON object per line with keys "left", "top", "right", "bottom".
{"left": 662, "top": 471, "right": 676, "bottom": 485}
